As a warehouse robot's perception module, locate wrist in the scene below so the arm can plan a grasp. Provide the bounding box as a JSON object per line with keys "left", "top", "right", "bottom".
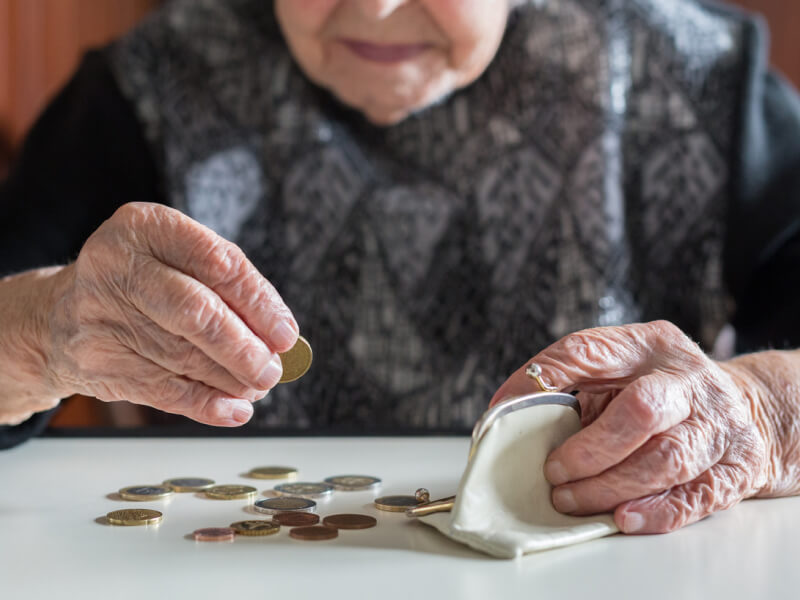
{"left": 0, "top": 265, "right": 74, "bottom": 423}
{"left": 720, "top": 351, "right": 800, "bottom": 498}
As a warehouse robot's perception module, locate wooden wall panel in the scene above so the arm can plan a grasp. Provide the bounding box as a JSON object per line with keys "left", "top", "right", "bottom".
{"left": 0, "top": 0, "right": 159, "bottom": 150}
{"left": 0, "top": 0, "right": 159, "bottom": 426}
{"left": 731, "top": 0, "right": 800, "bottom": 88}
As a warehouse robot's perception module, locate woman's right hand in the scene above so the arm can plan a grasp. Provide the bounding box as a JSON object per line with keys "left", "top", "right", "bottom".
{"left": 42, "top": 202, "right": 298, "bottom": 426}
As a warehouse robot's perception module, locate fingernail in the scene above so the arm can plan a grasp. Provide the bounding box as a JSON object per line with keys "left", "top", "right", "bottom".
{"left": 544, "top": 460, "right": 569, "bottom": 485}
{"left": 231, "top": 401, "right": 253, "bottom": 424}
{"left": 621, "top": 511, "right": 644, "bottom": 533}
{"left": 258, "top": 354, "right": 283, "bottom": 390}
{"left": 257, "top": 355, "right": 283, "bottom": 388}
{"left": 270, "top": 320, "right": 297, "bottom": 349}
{"left": 552, "top": 488, "right": 577, "bottom": 513}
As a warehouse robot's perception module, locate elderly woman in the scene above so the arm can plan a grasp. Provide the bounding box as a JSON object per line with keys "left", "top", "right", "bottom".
{"left": 1, "top": 0, "right": 799, "bottom": 535}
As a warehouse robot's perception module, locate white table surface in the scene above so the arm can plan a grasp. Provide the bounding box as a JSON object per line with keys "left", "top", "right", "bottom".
{"left": 1, "top": 436, "right": 797, "bottom": 599}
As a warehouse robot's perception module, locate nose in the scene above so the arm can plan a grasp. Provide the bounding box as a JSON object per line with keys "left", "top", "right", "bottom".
{"left": 353, "top": 0, "right": 410, "bottom": 20}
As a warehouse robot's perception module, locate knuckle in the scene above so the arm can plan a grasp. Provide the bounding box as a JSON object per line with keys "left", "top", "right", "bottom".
{"left": 230, "top": 343, "right": 267, "bottom": 380}
{"left": 648, "top": 434, "right": 690, "bottom": 482}
{"left": 112, "top": 202, "right": 159, "bottom": 231}
{"left": 661, "top": 492, "right": 694, "bottom": 533}
{"left": 176, "top": 289, "right": 225, "bottom": 339}
{"left": 250, "top": 278, "right": 287, "bottom": 316}
{"left": 622, "top": 389, "right": 662, "bottom": 432}
{"left": 232, "top": 382, "right": 259, "bottom": 400}
{"left": 560, "top": 330, "right": 609, "bottom": 368}
{"left": 193, "top": 237, "right": 248, "bottom": 288}
{"left": 648, "top": 320, "right": 688, "bottom": 347}
{"left": 651, "top": 320, "right": 703, "bottom": 361}
{"left": 172, "top": 342, "right": 201, "bottom": 375}
{"left": 154, "top": 376, "right": 195, "bottom": 415}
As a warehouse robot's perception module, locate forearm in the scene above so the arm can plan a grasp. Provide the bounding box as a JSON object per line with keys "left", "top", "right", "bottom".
{"left": 723, "top": 349, "right": 800, "bottom": 498}
{"left": 0, "top": 266, "right": 70, "bottom": 424}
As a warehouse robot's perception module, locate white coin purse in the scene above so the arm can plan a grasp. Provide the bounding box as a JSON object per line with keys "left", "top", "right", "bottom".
{"left": 412, "top": 385, "right": 618, "bottom": 559}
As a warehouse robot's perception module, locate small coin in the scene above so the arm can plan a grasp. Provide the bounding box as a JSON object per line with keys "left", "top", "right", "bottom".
{"left": 118, "top": 485, "right": 174, "bottom": 501}
{"left": 193, "top": 527, "right": 235, "bottom": 542}
{"left": 248, "top": 466, "right": 298, "bottom": 480}
{"left": 324, "top": 475, "right": 382, "bottom": 491}
{"left": 163, "top": 477, "right": 216, "bottom": 492}
{"left": 272, "top": 512, "right": 320, "bottom": 526}
{"left": 374, "top": 495, "right": 421, "bottom": 512}
{"left": 274, "top": 482, "right": 334, "bottom": 498}
{"left": 204, "top": 485, "right": 258, "bottom": 500}
{"left": 278, "top": 335, "right": 313, "bottom": 383}
{"left": 254, "top": 497, "right": 317, "bottom": 514}
{"left": 230, "top": 520, "right": 281, "bottom": 536}
{"left": 106, "top": 509, "right": 163, "bottom": 526}
{"left": 289, "top": 526, "right": 338, "bottom": 541}
{"left": 322, "top": 514, "right": 377, "bottom": 530}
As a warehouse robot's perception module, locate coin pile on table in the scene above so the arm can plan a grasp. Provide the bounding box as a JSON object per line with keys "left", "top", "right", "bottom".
{"left": 100, "top": 335, "right": 439, "bottom": 544}
{"left": 104, "top": 466, "right": 426, "bottom": 544}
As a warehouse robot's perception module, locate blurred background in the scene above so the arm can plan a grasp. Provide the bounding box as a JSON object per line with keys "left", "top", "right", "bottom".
{"left": 0, "top": 0, "right": 798, "bottom": 430}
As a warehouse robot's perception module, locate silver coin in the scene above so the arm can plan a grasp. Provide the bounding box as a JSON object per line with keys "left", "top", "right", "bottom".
{"left": 324, "top": 475, "right": 382, "bottom": 491}
{"left": 118, "top": 485, "right": 174, "bottom": 501}
{"left": 273, "top": 482, "right": 334, "bottom": 498}
{"left": 253, "top": 497, "right": 317, "bottom": 514}
{"left": 163, "top": 477, "right": 215, "bottom": 492}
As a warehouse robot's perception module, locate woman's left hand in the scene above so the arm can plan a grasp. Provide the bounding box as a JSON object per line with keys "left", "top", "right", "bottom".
{"left": 490, "top": 320, "right": 774, "bottom": 534}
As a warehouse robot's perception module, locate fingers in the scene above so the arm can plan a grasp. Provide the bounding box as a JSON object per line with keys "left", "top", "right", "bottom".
{"left": 93, "top": 349, "right": 255, "bottom": 427}
{"left": 550, "top": 421, "right": 727, "bottom": 514}
{"left": 574, "top": 390, "right": 615, "bottom": 427}
{"left": 108, "top": 316, "right": 267, "bottom": 402}
{"left": 489, "top": 321, "right": 698, "bottom": 407}
{"left": 545, "top": 372, "right": 692, "bottom": 485}
{"left": 127, "top": 258, "right": 284, "bottom": 391}
{"left": 121, "top": 203, "right": 298, "bottom": 353}
{"left": 614, "top": 461, "right": 750, "bottom": 534}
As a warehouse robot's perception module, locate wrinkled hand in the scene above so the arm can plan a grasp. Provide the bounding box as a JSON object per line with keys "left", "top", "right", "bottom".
{"left": 45, "top": 202, "right": 298, "bottom": 426}
{"left": 491, "top": 321, "right": 772, "bottom": 534}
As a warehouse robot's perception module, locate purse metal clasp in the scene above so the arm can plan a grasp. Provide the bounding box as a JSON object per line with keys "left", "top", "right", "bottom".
{"left": 406, "top": 363, "right": 578, "bottom": 518}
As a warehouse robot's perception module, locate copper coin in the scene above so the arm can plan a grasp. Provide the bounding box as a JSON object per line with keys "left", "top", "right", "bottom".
{"left": 322, "top": 514, "right": 377, "bottom": 530}
{"left": 289, "top": 526, "right": 338, "bottom": 541}
{"left": 272, "top": 512, "right": 320, "bottom": 526}
{"left": 193, "top": 527, "right": 235, "bottom": 542}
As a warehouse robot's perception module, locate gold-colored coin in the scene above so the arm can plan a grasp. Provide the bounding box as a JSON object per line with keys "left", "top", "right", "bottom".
{"left": 106, "top": 509, "right": 163, "bottom": 526}
{"left": 204, "top": 485, "right": 258, "bottom": 500}
{"left": 118, "top": 485, "right": 174, "bottom": 501}
{"left": 248, "top": 466, "right": 298, "bottom": 480}
{"left": 230, "top": 520, "right": 281, "bottom": 536}
{"left": 374, "top": 495, "right": 421, "bottom": 512}
{"left": 278, "top": 336, "right": 313, "bottom": 383}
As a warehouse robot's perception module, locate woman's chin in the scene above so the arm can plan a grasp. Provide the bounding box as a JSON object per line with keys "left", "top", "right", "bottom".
{"left": 362, "top": 106, "right": 413, "bottom": 126}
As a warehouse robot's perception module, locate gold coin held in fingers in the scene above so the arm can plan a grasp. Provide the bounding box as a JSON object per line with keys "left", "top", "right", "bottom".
{"left": 106, "top": 509, "right": 163, "bottom": 526}
{"left": 204, "top": 485, "right": 258, "bottom": 500}
{"left": 278, "top": 335, "right": 313, "bottom": 383}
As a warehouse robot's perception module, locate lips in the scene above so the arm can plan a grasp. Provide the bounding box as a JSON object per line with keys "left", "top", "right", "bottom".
{"left": 340, "top": 39, "right": 433, "bottom": 63}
